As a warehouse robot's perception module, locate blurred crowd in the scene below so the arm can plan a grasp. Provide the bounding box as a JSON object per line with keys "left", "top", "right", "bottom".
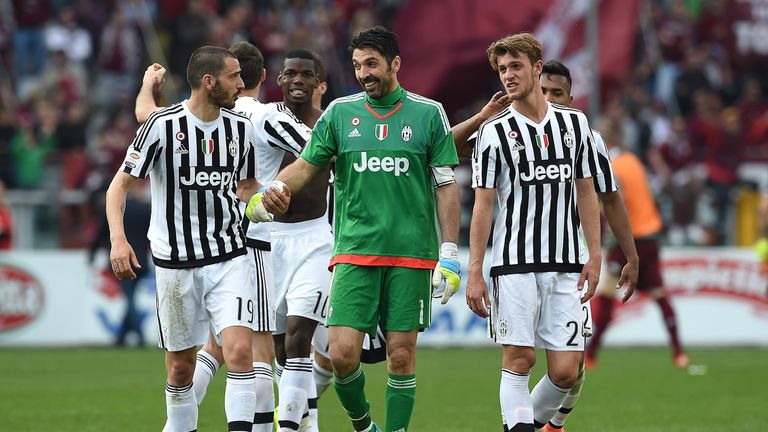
{"left": 0, "top": 0, "right": 766, "bottom": 249}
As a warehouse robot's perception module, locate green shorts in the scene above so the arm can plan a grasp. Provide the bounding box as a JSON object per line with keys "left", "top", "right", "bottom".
{"left": 327, "top": 264, "right": 432, "bottom": 337}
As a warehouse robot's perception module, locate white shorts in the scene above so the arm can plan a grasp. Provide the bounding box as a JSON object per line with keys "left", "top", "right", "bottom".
{"left": 250, "top": 247, "right": 276, "bottom": 332}
{"left": 271, "top": 217, "right": 333, "bottom": 335}
{"left": 489, "top": 272, "right": 586, "bottom": 351}
{"left": 311, "top": 324, "right": 387, "bottom": 364}
{"left": 154, "top": 252, "right": 257, "bottom": 352}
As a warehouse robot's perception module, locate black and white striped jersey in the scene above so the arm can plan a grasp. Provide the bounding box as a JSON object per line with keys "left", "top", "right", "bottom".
{"left": 471, "top": 102, "right": 603, "bottom": 276}
{"left": 467, "top": 127, "right": 616, "bottom": 193}
{"left": 235, "top": 98, "right": 311, "bottom": 249}
{"left": 121, "top": 100, "right": 257, "bottom": 269}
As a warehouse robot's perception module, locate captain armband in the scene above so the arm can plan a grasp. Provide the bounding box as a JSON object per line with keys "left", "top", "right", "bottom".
{"left": 431, "top": 166, "right": 456, "bottom": 187}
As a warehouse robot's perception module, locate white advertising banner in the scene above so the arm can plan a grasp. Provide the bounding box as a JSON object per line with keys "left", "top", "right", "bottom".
{"left": 0, "top": 251, "right": 158, "bottom": 346}
{"left": 0, "top": 248, "right": 766, "bottom": 347}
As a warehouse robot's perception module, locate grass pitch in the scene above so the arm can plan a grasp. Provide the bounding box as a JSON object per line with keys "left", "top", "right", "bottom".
{"left": 0, "top": 347, "right": 765, "bottom": 431}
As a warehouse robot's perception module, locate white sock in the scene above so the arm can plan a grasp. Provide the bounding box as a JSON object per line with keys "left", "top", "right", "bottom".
{"left": 165, "top": 382, "right": 197, "bottom": 432}
{"left": 274, "top": 362, "right": 284, "bottom": 386}
{"left": 252, "top": 362, "right": 274, "bottom": 432}
{"left": 226, "top": 371, "right": 256, "bottom": 432}
{"left": 549, "top": 366, "right": 585, "bottom": 427}
{"left": 499, "top": 369, "right": 533, "bottom": 431}
{"left": 305, "top": 363, "right": 319, "bottom": 432}
{"left": 313, "top": 362, "right": 333, "bottom": 396}
{"left": 531, "top": 374, "right": 571, "bottom": 428}
{"left": 278, "top": 357, "right": 312, "bottom": 431}
{"left": 193, "top": 350, "right": 220, "bottom": 405}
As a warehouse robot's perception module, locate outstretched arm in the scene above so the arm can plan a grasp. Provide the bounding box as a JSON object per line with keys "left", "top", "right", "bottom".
{"left": 452, "top": 91, "right": 510, "bottom": 158}
{"left": 135, "top": 63, "right": 166, "bottom": 123}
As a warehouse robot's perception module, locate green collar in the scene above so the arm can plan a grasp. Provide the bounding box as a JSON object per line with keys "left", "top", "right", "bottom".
{"left": 365, "top": 86, "right": 405, "bottom": 107}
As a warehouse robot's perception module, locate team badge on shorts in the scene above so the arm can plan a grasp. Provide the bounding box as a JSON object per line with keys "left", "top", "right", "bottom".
{"left": 498, "top": 319, "right": 508, "bottom": 338}
{"left": 401, "top": 124, "right": 412, "bottom": 142}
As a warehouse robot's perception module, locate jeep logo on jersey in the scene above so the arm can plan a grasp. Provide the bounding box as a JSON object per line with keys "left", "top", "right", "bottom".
{"left": 519, "top": 158, "right": 572, "bottom": 184}
{"left": 0, "top": 264, "right": 45, "bottom": 332}
{"left": 179, "top": 166, "right": 236, "bottom": 190}
{"left": 352, "top": 152, "right": 409, "bottom": 176}
{"left": 375, "top": 124, "right": 388, "bottom": 141}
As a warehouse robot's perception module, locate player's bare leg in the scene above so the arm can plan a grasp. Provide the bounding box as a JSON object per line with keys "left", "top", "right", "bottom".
{"left": 277, "top": 316, "right": 319, "bottom": 431}
{"left": 220, "top": 326, "right": 256, "bottom": 432}
{"left": 500, "top": 345, "right": 536, "bottom": 431}
{"left": 329, "top": 326, "right": 374, "bottom": 432}
{"left": 273, "top": 333, "right": 286, "bottom": 383}
{"left": 165, "top": 347, "right": 198, "bottom": 432}
{"left": 385, "top": 330, "right": 418, "bottom": 432}
{"left": 531, "top": 351, "right": 580, "bottom": 429}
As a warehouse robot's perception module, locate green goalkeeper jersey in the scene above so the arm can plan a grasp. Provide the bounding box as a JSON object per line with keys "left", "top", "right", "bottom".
{"left": 301, "top": 86, "right": 458, "bottom": 269}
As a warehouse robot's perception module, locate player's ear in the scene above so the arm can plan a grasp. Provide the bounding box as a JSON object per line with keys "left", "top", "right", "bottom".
{"left": 569, "top": 95, "right": 573, "bottom": 104}
{"left": 202, "top": 73, "right": 215, "bottom": 89}
{"left": 391, "top": 56, "right": 401, "bottom": 74}
{"left": 276, "top": 72, "right": 282, "bottom": 86}
{"left": 533, "top": 60, "right": 543, "bottom": 76}
{"left": 260, "top": 68, "right": 266, "bottom": 84}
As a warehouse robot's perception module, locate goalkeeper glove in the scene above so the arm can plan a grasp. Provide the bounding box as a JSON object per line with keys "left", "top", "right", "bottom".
{"left": 245, "top": 187, "right": 272, "bottom": 222}
{"left": 432, "top": 242, "right": 461, "bottom": 305}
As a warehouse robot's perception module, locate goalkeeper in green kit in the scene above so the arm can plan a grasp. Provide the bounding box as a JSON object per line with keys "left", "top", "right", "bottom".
{"left": 268, "top": 26, "right": 461, "bottom": 432}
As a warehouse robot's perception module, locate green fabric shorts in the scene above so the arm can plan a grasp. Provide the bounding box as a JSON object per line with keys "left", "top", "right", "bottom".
{"left": 327, "top": 264, "right": 432, "bottom": 337}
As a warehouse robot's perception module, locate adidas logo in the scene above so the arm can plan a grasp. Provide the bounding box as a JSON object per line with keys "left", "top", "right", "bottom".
{"left": 175, "top": 146, "right": 189, "bottom": 154}
{"left": 348, "top": 128, "right": 361, "bottom": 138}
{"left": 511, "top": 141, "right": 525, "bottom": 152}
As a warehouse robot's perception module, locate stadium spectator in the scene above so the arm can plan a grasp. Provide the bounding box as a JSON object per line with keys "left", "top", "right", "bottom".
{"left": 0, "top": 103, "right": 16, "bottom": 188}
{"left": 275, "top": 26, "right": 461, "bottom": 432}
{"left": 43, "top": 4, "right": 91, "bottom": 67}
{"left": 10, "top": 99, "right": 56, "bottom": 189}
{"left": 11, "top": 0, "right": 51, "bottom": 98}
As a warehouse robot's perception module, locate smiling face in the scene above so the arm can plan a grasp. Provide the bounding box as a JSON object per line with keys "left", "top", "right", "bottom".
{"left": 496, "top": 52, "right": 542, "bottom": 102}
{"left": 278, "top": 57, "right": 319, "bottom": 105}
{"left": 208, "top": 56, "right": 244, "bottom": 109}
{"left": 352, "top": 48, "right": 399, "bottom": 99}
{"left": 540, "top": 73, "right": 573, "bottom": 106}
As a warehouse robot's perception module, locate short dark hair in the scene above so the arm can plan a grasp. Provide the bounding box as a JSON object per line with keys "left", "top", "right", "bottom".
{"left": 186, "top": 46, "right": 237, "bottom": 89}
{"left": 230, "top": 41, "right": 264, "bottom": 90}
{"left": 542, "top": 60, "right": 572, "bottom": 89}
{"left": 312, "top": 52, "right": 327, "bottom": 83}
{"left": 284, "top": 49, "right": 318, "bottom": 75}
{"left": 349, "top": 26, "right": 400, "bottom": 65}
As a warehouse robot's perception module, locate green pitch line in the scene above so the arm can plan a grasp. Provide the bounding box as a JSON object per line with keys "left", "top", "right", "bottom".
{"left": 0, "top": 347, "right": 765, "bottom": 431}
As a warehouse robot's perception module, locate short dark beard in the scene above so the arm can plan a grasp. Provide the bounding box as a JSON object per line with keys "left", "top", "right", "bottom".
{"left": 210, "top": 83, "right": 235, "bottom": 109}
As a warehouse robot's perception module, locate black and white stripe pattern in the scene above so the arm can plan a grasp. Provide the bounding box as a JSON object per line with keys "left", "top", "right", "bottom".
{"left": 165, "top": 382, "right": 193, "bottom": 394}
{"left": 472, "top": 103, "right": 602, "bottom": 276}
{"left": 122, "top": 101, "right": 256, "bottom": 269}
{"left": 591, "top": 130, "right": 617, "bottom": 193}
{"left": 235, "top": 98, "right": 311, "bottom": 247}
{"left": 197, "top": 352, "right": 218, "bottom": 375}
{"left": 284, "top": 359, "right": 313, "bottom": 373}
{"left": 251, "top": 248, "right": 273, "bottom": 332}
